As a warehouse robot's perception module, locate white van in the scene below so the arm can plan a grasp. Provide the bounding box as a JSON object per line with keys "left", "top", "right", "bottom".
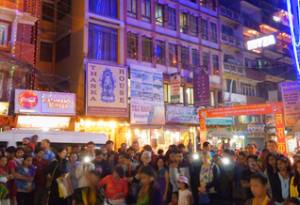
{"left": 0, "top": 129, "right": 107, "bottom": 147}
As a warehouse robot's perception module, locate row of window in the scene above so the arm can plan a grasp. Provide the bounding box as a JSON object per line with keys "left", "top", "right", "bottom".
{"left": 225, "top": 79, "right": 257, "bottom": 97}
{"left": 127, "top": 32, "right": 220, "bottom": 73}
{"left": 42, "top": 0, "right": 72, "bottom": 22}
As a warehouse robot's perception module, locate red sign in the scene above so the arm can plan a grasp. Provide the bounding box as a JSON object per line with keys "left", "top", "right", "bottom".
{"left": 18, "top": 91, "right": 38, "bottom": 109}
{"left": 194, "top": 67, "right": 210, "bottom": 107}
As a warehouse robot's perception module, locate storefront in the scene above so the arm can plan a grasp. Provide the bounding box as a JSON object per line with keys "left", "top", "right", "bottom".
{"left": 14, "top": 89, "right": 76, "bottom": 130}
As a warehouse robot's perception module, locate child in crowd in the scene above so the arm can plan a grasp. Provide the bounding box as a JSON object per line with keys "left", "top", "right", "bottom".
{"left": 178, "top": 176, "right": 192, "bottom": 205}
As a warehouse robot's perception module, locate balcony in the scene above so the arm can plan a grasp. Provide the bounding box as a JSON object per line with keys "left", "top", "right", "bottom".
{"left": 246, "top": 68, "right": 266, "bottom": 81}
{"left": 221, "top": 33, "right": 242, "bottom": 48}
{"left": 224, "top": 92, "right": 247, "bottom": 104}
{"left": 242, "top": 14, "right": 260, "bottom": 30}
{"left": 223, "top": 62, "right": 245, "bottom": 75}
{"left": 220, "top": 6, "right": 240, "bottom": 22}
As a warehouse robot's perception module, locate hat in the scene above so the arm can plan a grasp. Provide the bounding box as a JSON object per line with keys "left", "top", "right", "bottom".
{"left": 178, "top": 176, "right": 189, "bottom": 186}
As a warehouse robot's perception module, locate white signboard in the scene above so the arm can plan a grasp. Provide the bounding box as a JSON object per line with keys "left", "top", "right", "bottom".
{"left": 246, "top": 35, "right": 276, "bottom": 50}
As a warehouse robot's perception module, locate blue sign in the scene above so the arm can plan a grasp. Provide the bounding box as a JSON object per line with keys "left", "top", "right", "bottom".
{"left": 205, "top": 117, "right": 234, "bottom": 126}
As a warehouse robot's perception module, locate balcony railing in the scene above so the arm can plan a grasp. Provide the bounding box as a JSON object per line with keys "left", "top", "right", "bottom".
{"left": 224, "top": 62, "right": 245, "bottom": 75}
{"left": 221, "top": 33, "right": 242, "bottom": 48}
{"left": 220, "top": 6, "right": 240, "bottom": 22}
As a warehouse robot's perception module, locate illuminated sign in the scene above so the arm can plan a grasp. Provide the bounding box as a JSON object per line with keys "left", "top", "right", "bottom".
{"left": 15, "top": 89, "right": 76, "bottom": 116}
{"left": 0, "top": 102, "right": 9, "bottom": 116}
{"left": 246, "top": 35, "right": 276, "bottom": 50}
{"left": 286, "top": 0, "right": 300, "bottom": 76}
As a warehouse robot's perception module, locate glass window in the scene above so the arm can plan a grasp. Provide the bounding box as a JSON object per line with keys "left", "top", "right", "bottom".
{"left": 0, "top": 23, "right": 9, "bottom": 47}
{"left": 42, "top": 2, "right": 55, "bottom": 22}
{"left": 199, "top": 0, "right": 217, "bottom": 11}
{"left": 40, "top": 42, "right": 53, "bottom": 62}
{"left": 226, "top": 79, "right": 237, "bottom": 93}
{"left": 127, "top": 32, "right": 138, "bottom": 60}
{"left": 56, "top": 34, "right": 71, "bottom": 62}
{"left": 180, "top": 13, "right": 188, "bottom": 33}
{"left": 155, "top": 40, "right": 166, "bottom": 65}
{"left": 202, "top": 52, "right": 210, "bottom": 71}
{"left": 142, "top": 37, "right": 152, "bottom": 62}
{"left": 168, "top": 44, "right": 178, "bottom": 67}
{"left": 167, "top": 7, "right": 177, "bottom": 30}
{"left": 89, "top": 0, "right": 117, "bottom": 18}
{"left": 210, "top": 22, "right": 217, "bottom": 43}
{"left": 141, "top": 0, "right": 151, "bottom": 21}
{"left": 127, "top": 0, "right": 137, "bottom": 17}
{"left": 88, "top": 24, "right": 117, "bottom": 62}
{"left": 212, "top": 54, "right": 219, "bottom": 75}
{"left": 155, "top": 4, "right": 164, "bottom": 25}
{"left": 181, "top": 46, "right": 189, "bottom": 68}
{"left": 185, "top": 87, "right": 194, "bottom": 105}
{"left": 180, "top": 86, "right": 184, "bottom": 104}
{"left": 164, "top": 84, "right": 171, "bottom": 103}
{"left": 57, "top": 0, "right": 72, "bottom": 20}
{"left": 189, "top": 15, "right": 198, "bottom": 36}
{"left": 192, "top": 49, "right": 200, "bottom": 67}
{"left": 201, "top": 18, "right": 208, "bottom": 40}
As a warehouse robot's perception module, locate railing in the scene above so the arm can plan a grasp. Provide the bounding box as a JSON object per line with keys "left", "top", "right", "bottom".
{"left": 220, "top": 6, "right": 240, "bottom": 22}
{"left": 221, "top": 33, "right": 242, "bottom": 48}
{"left": 223, "top": 62, "right": 245, "bottom": 75}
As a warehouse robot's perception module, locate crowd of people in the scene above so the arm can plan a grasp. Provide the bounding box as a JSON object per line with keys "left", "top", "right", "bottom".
{"left": 0, "top": 136, "right": 299, "bottom": 205}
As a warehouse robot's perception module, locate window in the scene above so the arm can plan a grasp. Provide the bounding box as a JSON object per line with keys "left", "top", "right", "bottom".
{"left": 164, "top": 84, "right": 171, "bottom": 103}
{"left": 155, "top": 40, "right": 166, "bottom": 65}
{"left": 212, "top": 54, "right": 219, "bottom": 74}
{"left": 241, "top": 83, "right": 256, "bottom": 96}
{"left": 17, "top": 24, "right": 33, "bottom": 44}
{"left": 141, "top": 0, "right": 151, "bottom": 21}
{"left": 42, "top": 2, "right": 54, "bottom": 22}
{"left": 192, "top": 49, "right": 200, "bottom": 67}
{"left": 88, "top": 24, "right": 117, "bottom": 62}
{"left": 57, "top": 0, "right": 72, "bottom": 20}
{"left": 40, "top": 42, "right": 53, "bottom": 62}
{"left": 56, "top": 34, "right": 71, "bottom": 62}
{"left": 202, "top": 52, "right": 210, "bottom": 71}
{"left": 189, "top": 15, "right": 198, "bottom": 36}
{"left": 127, "top": 32, "right": 138, "bottom": 59}
{"left": 167, "top": 7, "right": 177, "bottom": 30}
{"left": 0, "top": 23, "right": 9, "bottom": 47}
{"left": 142, "top": 37, "right": 152, "bottom": 62}
{"left": 226, "top": 79, "right": 237, "bottom": 93}
{"left": 127, "top": 0, "right": 137, "bottom": 17}
{"left": 201, "top": 18, "right": 208, "bottom": 40}
{"left": 155, "top": 4, "right": 164, "bottom": 25}
{"left": 89, "top": 0, "right": 117, "bottom": 18}
{"left": 180, "top": 13, "right": 188, "bottom": 33}
{"left": 185, "top": 87, "right": 194, "bottom": 105}
{"left": 200, "top": 0, "right": 217, "bottom": 11}
{"left": 210, "top": 22, "right": 217, "bottom": 43}
{"left": 169, "top": 44, "right": 178, "bottom": 67}
{"left": 181, "top": 46, "right": 189, "bottom": 68}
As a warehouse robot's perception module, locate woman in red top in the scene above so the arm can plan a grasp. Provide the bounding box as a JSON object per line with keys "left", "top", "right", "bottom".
{"left": 98, "top": 166, "right": 128, "bottom": 205}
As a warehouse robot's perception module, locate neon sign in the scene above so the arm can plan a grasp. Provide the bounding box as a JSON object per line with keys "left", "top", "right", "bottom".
{"left": 246, "top": 35, "right": 276, "bottom": 50}
{"left": 286, "top": 0, "right": 300, "bottom": 75}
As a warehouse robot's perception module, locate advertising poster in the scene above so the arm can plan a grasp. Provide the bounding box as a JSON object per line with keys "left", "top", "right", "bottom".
{"left": 86, "top": 63, "right": 128, "bottom": 117}
{"left": 194, "top": 67, "right": 210, "bottom": 107}
{"left": 280, "top": 81, "right": 300, "bottom": 127}
{"left": 0, "top": 102, "right": 9, "bottom": 116}
{"left": 130, "top": 65, "right": 165, "bottom": 125}
{"left": 15, "top": 89, "right": 76, "bottom": 115}
{"left": 166, "top": 105, "right": 198, "bottom": 124}
{"left": 170, "top": 74, "right": 181, "bottom": 103}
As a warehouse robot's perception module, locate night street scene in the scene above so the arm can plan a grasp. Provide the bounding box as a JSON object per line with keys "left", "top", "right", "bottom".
{"left": 0, "top": 0, "right": 300, "bottom": 205}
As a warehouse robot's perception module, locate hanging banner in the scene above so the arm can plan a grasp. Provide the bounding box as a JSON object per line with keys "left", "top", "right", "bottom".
{"left": 170, "top": 74, "right": 181, "bottom": 103}
{"left": 166, "top": 105, "right": 198, "bottom": 124}
{"left": 130, "top": 65, "right": 165, "bottom": 125}
{"left": 194, "top": 67, "right": 210, "bottom": 107}
{"left": 15, "top": 89, "right": 76, "bottom": 116}
{"left": 86, "top": 63, "right": 128, "bottom": 117}
{"left": 280, "top": 81, "right": 300, "bottom": 127}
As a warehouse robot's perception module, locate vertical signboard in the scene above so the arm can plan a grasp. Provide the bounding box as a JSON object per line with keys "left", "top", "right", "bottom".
{"left": 194, "top": 67, "right": 210, "bottom": 107}
{"left": 130, "top": 65, "right": 165, "bottom": 125}
{"left": 170, "top": 74, "right": 181, "bottom": 103}
{"left": 86, "top": 63, "right": 128, "bottom": 117}
{"left": 280, "top": 81, "right": 300, "bottom": 127}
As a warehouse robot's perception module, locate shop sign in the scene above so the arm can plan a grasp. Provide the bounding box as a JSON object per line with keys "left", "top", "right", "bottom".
{"left": 166, "top": 105, "right": 198, "bottom": 124}
{"left": 130, "top": 65, "right": 165, "bottom": 125}
{"left": 246, "top": 34, "right": 276, "bottom": 50}
{"left": 280, "top": 81, "right": 300, "bottom": 127}
{"left": 0, "top": 102, "right": 9, "bottom": 116}
{"left": 205, "top": 117, "right": 234, "bottom": 126}
{"left": 86, "top": 63, "right": 128, "bottom": 117}
{"left": 15, "top": 89, "right": 76, "bottom": 116}
{"left": 274, "top": 111, "right": 287, "bottom": 154}
{"left": 247, "top": 124, "right": 265, "bottom": 134}
{"left": 194, "top": 67, "right": 210, "bottom": 107}
{"left": 170, "top": 74, "right": 181, "bottom": 103}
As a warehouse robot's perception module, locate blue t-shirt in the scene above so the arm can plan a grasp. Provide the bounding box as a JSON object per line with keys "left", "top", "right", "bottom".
{"left": 15, "top": 166, "right": 36, "bottom": 192}
{"left": 43, "top": 150, "right": 55, "bottom": 161}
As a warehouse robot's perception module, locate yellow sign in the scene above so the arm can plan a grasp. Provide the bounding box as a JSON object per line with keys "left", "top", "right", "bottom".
{"left": 0, "top": 102, "right": 9, "bottom": 116}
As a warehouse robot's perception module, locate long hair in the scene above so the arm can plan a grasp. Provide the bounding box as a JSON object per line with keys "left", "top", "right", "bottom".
{"left": 265, "top": 153, "right": 278, "bottom": 174}
{"left": 139, "top": 165, "right": 157, "bottom": 203}
{"left": 293, "top": 160, "right": 300, "bottom": 187}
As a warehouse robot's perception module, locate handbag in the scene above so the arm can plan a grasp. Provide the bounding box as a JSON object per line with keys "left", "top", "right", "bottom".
{"left": 56, "top": 173, "right": 73, "bottom": 199}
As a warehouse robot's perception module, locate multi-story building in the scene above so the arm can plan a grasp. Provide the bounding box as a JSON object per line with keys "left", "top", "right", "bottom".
{"left": 53, "top": 0, "right": 223, "bottom": 149}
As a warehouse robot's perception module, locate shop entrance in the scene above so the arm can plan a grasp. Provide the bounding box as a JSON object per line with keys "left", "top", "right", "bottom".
{"left": 199, "top": 103, "right": 287, "bottom": 153}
